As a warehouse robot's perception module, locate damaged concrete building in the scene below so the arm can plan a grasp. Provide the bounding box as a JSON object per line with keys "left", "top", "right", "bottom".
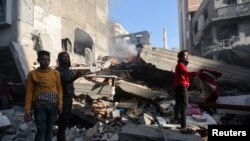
{"left": 109, "top": 30, "right": 151, "bottom": 60}
{"left": 0, "top": 0, "right": 109, "bottom": 84}
{"left": 109, "top": 22, "right": 129, "bottom": 36}
{"left": 112, "top": 31, "right": 151, "bottom": 46}
{"left": 178, "top": 0, "right": 203, "bottom": 51}
{"left": 1, "top": 1, "right": 250, "bottom": 140}
{"left": 179, "top": 0, "right": 250, "bottom": 68}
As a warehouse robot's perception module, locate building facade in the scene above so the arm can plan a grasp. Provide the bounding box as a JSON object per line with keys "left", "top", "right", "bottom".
{"left": 112, "top": 31, "right": 151, "bottom": 46}
{"left": 0, "top": 0, "right": 109, "bottom": 82}
{"left": 189, "top": 0, "right": 250, "bottom": 68}
{"left": 109, "top": 30, "right": 151, "bottom": 59}
{"left": 179, "top": 0, "right": 250, "bottom": 68}
{"left": 178, "top": 0, "right": 203, "bottom": 50}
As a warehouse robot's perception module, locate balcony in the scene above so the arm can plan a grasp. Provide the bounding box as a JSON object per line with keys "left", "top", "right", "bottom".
{"left": 202, "top": 35, "right": 240, "bottom": 56}
{"left": 216, "top": 2, "right": 250, "bottom": 19}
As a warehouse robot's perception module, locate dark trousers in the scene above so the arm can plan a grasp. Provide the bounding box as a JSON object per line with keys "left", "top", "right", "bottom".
{"left": 57, "top": 97, "right": 72, "bottom": 141}
{"left": 33, "top": 102, "right": 57, "bottom": 141}
{"left": 174, "top": 85, "right": 188, "bottom": 128}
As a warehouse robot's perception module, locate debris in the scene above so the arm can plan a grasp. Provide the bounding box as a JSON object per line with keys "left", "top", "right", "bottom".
{"left": 116, "top": 98, "right": 138, "bottom": 109}
{"left": 2, "top": 46, "right": 250, "bottom": 141}
{"left": 187, "top": 113, "right": 217, "bottom": 128}
{"left": 158, "top": 100, "right": 174, "bottom": 115}
{"left": 101, "top": 133, "right": 119, "bottom": 141}
{"left": 116, "top": 80, "right": 164, "bottom": 100}
{"left": 0, "top": 112, "right": 11, "bottom": 128}
{"left": 192, "top": 115, "right": 207, "bottom": 122}
{"left": 119, "top": 125, "right": 203, "bottom": 141}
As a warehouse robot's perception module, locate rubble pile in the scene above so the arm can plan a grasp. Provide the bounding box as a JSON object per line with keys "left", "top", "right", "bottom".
{"left": 1, "top": 48, "right": 250, "bottom": 141}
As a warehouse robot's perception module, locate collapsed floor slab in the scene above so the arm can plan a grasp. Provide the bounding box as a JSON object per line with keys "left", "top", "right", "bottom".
{"left": 119, "top": 125, "right": 203, "bottom": 141}
{"left": 140, "top": 48, "right": 250, "bottom": 89}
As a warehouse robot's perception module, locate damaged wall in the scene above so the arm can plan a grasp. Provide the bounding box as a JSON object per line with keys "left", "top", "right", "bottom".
{"left": 0, "top": 0, "right": 17, "bottom": 46}
{"left": 188, "top": 0, "right": 250, "bottom": 68}
{"left": 0, "top": 0, "right": 21, "bottom": 83}
{"left": 0, "top": 0, "right": 109, "bottom": 82}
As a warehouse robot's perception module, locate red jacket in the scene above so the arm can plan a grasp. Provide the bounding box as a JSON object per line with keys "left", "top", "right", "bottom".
{"left": 173, "top": 62, "right": 197, "bottom": 88}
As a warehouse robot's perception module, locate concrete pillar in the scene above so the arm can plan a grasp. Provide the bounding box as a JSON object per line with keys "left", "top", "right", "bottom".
{"left": 212, "top": 26, "right": 218, "bottom": 44}
{"left": 213, "top": 52, "right": 219, "bottom": 61}
{"left": 212, "top": 26, "right": 219, "bottom": 60}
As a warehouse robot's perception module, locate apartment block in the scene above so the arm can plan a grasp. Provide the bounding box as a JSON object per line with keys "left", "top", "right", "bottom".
{"left": 190, "top": 0, "right": 250, "bottom": 68}
{"left": 178, "top": 0, "right": 203, "bottom": 50}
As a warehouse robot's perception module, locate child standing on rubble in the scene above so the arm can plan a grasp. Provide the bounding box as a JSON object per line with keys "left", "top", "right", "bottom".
{"left": 24, "top": 50, "right": 63, "bottom": 141}
{"left": 56, "top": 52, "right": 82, "bottom": 141}
{"left": 173, "top": 50, "right": 199, "bottom": 134}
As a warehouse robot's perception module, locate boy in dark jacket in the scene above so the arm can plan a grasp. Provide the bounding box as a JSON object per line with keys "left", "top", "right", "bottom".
{"left": 56, "top": 52, "right": 82, "bottom": 141}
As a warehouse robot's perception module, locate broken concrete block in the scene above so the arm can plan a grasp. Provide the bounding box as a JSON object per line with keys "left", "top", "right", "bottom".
{"left": 156, "top": 116, "right": 167, "bottom": 127}
{"left": 187, "top": 113, "right": 217, "bottom": 129}
{"left": 126, "top": 108, "right": 143, "bottom": 121}
{"left": 1, "top": 135, "right": 16, "bottom": 141}
{"left": 143, "top": 113, "right": 153, "bottom": 125}
{"left": 112, "top": 110, "right": 120, "bottom": 119}
{"left": 101, "top": 133, "right": 119, "bottom": 141}
{"left": 19, "top": 123, "right": 29, "bottom": 131}
{"left": 192, "top": 115, "right": 207, "bottom": 122}
{"left": 158, "top": 100, "right": 174, "bottom": 115}
{"left": 116, "top": 98, "right": 138, "bottom": 109}
{"left": 16, "top": 122, "right": 36, "bottom": 140}
{"left": 74, "top": 79, "right": 113, "bottom": 99}
{"left": 86, "top": 122, "right": 106, "bottom": 138}
{"left": 116, "top": 80, "right": 164, "bottom": 100}
{"left": 0, "top": 112, "right": 11, "bottom": 128}
{"left": 65, "top": 127, "right": 85, "bottom": 141}
{"left": 106, "top": 107, "right": 113, "bottom": 117}
{"left": 119, "top": 125, "right": 203, "bottom": 141}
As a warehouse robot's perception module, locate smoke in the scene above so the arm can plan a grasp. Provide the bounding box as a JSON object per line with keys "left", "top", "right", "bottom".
{"left": 109, "top": 38, "right": 138, "bottom": 62}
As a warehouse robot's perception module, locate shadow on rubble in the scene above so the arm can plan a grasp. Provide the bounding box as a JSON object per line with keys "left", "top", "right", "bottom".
{"left": 55, "top": 114, "right": 95, "bottom": 129}
{"left": 125, "top": 62, "right": 175, "bottom": 95}
{"left": 0, "top": 84, "right": 25, "bottom": 110}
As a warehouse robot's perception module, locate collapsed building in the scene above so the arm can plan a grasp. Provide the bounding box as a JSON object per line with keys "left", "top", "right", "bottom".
{"left": 1, "top": 1, "right": 250, "bottom": 141}
{"left": 109, "top": 31, "right": 151, "bottom": 58}
{"left": 1, "top": 43, "right": 250, "bottom": 140}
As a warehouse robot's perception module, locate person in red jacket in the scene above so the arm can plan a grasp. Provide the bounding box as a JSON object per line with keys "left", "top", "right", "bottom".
{"left": 173, "top": 50, "right": 198, "bottom": 134}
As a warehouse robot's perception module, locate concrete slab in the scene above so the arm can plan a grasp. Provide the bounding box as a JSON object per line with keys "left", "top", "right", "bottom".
{"left": 140, "top": 48, "right": 250, "bottom": 88}
{"left": 119, "top": 125, "right": 203, "bottom": 141}
{"left": 186, "top": 113, "right": 217, "bottom": 129}
{"left": 116, "top": 80, "right": 164, "bottom": 100}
